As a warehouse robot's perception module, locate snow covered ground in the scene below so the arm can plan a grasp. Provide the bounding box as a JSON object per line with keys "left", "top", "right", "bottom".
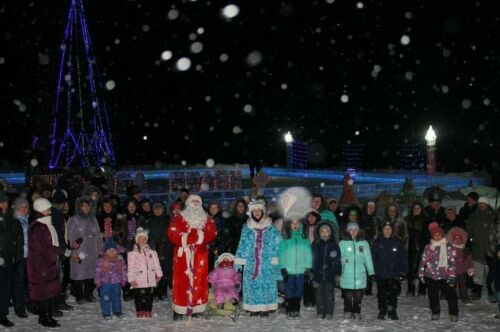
{"left": 5, "top": 287, "right": 499, "bottom": 332}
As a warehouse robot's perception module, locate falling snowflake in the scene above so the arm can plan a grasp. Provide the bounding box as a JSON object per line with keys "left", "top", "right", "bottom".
{"left": 176, "top": 57, "right": 191, "bottom": 71}
{"left": 222, "top": 4, "right": 240, "bottom": 19}
{"left": 161, "top": 50, "right": 173, "bottom": 61}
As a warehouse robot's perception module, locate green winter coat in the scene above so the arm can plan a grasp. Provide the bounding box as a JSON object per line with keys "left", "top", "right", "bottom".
{"left": 279, "top": 226, "right": 312, "bottom": 275}
{"left": 339, "top": 238, "right": 375, "bottom": 289}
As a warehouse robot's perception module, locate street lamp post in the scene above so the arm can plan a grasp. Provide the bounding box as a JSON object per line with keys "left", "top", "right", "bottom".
{"left": 284, "top": 131, "right": 294, "bottom": 168}
{"left": 425, "top": 125, "right": 437, "bottom": 181}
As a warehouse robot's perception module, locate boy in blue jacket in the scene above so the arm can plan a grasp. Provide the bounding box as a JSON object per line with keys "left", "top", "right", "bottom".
{"left": 311, "top": 221, "right": 341, "bottom": 319}
{"left": 372, "top": 221, "right": 408, "bottom": 320}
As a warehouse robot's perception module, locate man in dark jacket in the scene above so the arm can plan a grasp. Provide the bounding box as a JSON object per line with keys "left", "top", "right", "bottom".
{"left": 467, "top": 197, "right": 497, "bottom": 300}
{"left": 0, "top": 191, "right": 24, "bottom": 327}
{"left": 458, "top": 192, "right": 479, "bottom": 224}
{"left": 372, "top": 221, "right": 408, "bottom": 320}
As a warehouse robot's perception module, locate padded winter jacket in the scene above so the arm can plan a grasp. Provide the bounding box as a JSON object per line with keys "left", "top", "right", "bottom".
{"left": 339, "top": 237, "right": 374, "bottom": 289}
{"left": 418, "top": 240, "right": 457, "bottom": 280}
{"left": 311, "top": 221, "right": 341, "bottom": 283}
{"left": 372, "top": 236, "right": 408, "bottom": 279}
{"left": 127, "top": 244, "right": 163, "bottom": 288}
{"left": 279, "top": 225, "right": 312, "bottom": 274}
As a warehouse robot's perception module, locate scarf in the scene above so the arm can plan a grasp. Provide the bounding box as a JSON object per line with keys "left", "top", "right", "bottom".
{"left": 37, "top": 216, "right": 59, "bottom": 247}
{"left": 430, "top": 237, "right": 448, "bottom": 268}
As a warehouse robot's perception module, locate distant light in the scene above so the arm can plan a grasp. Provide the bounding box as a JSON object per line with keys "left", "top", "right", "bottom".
{"left": 356, "top": 2, "right": 364, "bottom": 9}
{"left": 400, "top": 35, "right": 411, "bottom": 46}
{"left": 176, "top": 57, "right": 191, "bottom": 71}
{"left": 30, "top": 159, "right": 38, "bottom": 167}
{"left": 161, "top": 50, "right": 172, "bottom": 61}
{"left": 181, "top": 160, "right": 187, "bottom": 166}
{"left": 425, "top": 125, "right": 436, "bottom": 145}
{"left": 143, "top": 136, "right": 148, "bottom": 140}
{"left": 355, "top": 130, "right": 360, "bottom": 136}
{"left": 222, "top": 4, "right": 240, "bottom": 19}
{"left": 206, "top": 158, "right": 215, "bottom": 168}
{"left": 284, "top": 131, "right": 294, "bottom": 143}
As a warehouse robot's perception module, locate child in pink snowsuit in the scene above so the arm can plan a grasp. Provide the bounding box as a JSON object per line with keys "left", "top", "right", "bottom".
{"left": 208, "top": 253, "right": 241, "bottom": 309}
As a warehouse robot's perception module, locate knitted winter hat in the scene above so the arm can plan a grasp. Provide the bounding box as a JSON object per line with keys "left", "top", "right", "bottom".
{"left": 104, "top": 237, "right": 118, "bottom": 253}
{"left": 135, "top": 227, "right": 149, "bottom": 243}
{"left": 33, "top": 198, "right": 52, "bottom": 213}
{"left": 346, "top": 222, "right": 359, "bottom": 231}
{"left": 477, "top": 197, "right": 490, "bottom": 206}
{"left": 466, "top": 192, "right": 479, "bottom": 202}
{"left": 428, "top": 222, "right": 444, "bottom": 237}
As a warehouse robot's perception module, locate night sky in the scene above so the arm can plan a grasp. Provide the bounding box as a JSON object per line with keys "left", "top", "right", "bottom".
{"left": 1, "top": 0, "right": 499, "bottom": 172}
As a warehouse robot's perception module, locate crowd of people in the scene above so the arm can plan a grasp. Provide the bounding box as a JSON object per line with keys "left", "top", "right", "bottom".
{"left": 1, "top": 174, "right": 500, "bottom": 328}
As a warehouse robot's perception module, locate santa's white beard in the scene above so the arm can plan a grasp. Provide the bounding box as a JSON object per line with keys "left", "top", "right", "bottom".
{"left": 180, "top": 206, "right": 207, "bottom": 229}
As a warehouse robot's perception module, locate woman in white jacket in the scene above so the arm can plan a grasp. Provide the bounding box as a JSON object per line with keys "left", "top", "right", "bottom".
{"left": 127, "top": 227, "right": 162, "bottom": 318}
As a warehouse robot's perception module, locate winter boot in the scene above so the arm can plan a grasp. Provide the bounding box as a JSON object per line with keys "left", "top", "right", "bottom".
{"left": 388, "top": 310, "right": 398, "bottom": 320}
{"left": 0, "top": 318, "right": 14, "bottom": 328}
{"left": 57, "top": 294, "right": 73, "bottom": 311}
{"left": 378, "top": 311, "right": 386, "bottom": 320}
{"left": 450, "top": 315, "right": 458, "bottom": 322}
{"left": 470, "top": 285, "right": 482, "bottom": 301}
{"left": 343, "top": 312, "right": 353, "bottom": 319}
{"left": 352, "top": 313, "right": 362, "bottom": 320}
{"left": 39, "top": 302, "right": 60, "bottom": 328}
{"left": 173, "top": 312, "right": 183, "bottom": 321}
{"left": 285, "top": 299, "right": 293, "bottom": 319}
{"left": 260, "top": 311, "right": 269, "bottom": 318}
{"left": 293, "top": 298, "right": 301, "bottom": 318}
{"left": 431, "top": 313, "right": 440, "bottom": 320}
{"left": 230, "top": 297, "right": 239, "bottom": 306}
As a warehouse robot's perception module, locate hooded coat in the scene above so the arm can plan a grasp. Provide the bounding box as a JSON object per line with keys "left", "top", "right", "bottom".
{"left": 339, "top": 231, "right": 375, "bottom": 290}
{"left": 372, "top": 234, "right": 408, "bottom": 279}
{"left": 311, "top": 221, "right": 341, "bottom": 284}
{"left": 67, "top": 196, "right": 103, "bottom": 280}
{"left": 279, "top": 222, "right": 312, "bottom": 275}
{"left": 467, "top": 206, "right": 497, "bottom": 263}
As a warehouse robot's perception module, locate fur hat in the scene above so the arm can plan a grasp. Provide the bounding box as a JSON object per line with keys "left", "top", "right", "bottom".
{"left": 33, "top": 198, "right": 52, "bottom": 213}
{"left": 104, "top": 237, "right": 118, "bottom": 253}
{"left": 447, "top": 227, "right": 467, "bottom": 246}
{"left": 466, "top": 192, "right": 479, "bottom": 201}
{"left": 477, "top": 197, "right": 490, "bottom": 206}
{"left": 346, "top": 222, "right": 359, "bottom": 231}
{"left": 152, "top": 201, "right": 165, "bottom": 210}
{"left": 215, "top": 253, "right": 234, "bottom": 267}
{"left": 135, "top": 227, "right": 149, "bottom": 243}
{"left": 52, "top": 189, "right": 68, "bottom": 204}
{"left": 428, "top": 222, "right": 444, "bottom": 237}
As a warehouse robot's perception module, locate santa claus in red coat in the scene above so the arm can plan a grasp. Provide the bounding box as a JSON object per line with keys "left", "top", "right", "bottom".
{"left": 168, "top": 194, "right": 217, "bottom": 319}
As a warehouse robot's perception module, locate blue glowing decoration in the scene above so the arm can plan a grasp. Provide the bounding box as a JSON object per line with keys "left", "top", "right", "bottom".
{"left": 49, "top": 0, "right": 116, "bottom": 169}
{"left": 343, "top": 143, "right": 364, "bottom": 170}
{"left": 401, "top": 142, "right": 426, "bottom": 172}
{"left": 288, "top": 140, "right": 308, "bottom": 168}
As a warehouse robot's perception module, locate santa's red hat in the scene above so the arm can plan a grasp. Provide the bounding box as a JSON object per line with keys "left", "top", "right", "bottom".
{"left": 428, "top": 222, "right": 444, "bottom": 237}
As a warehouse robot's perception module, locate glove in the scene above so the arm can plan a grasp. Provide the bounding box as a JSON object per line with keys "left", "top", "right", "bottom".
{"left": 281, "top": 268, "right": 289, "bottom": 283}
{"left": 419, "top": 276, "right": 425, "bottom": 284}
{"left": 447, "top": 278, "right": 456, "bottom": 288}
{"left": 71, "top": 237, "right": 83, "bottom": 250}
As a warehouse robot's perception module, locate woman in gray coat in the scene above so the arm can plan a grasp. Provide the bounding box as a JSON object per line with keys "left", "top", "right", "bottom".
{"left": 67, "top": 196, "right": 103, "bottom": 304}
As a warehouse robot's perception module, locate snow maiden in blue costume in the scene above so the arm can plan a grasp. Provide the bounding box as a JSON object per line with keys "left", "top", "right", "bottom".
{"left": 235, "top": 199, "right": 281, "bottom": 317}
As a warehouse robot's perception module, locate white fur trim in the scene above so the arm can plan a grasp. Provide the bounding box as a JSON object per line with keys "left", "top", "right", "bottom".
{"left": 171, "top": 303, "right": 206, "bottom": 315}
{"left": 195, "top": 229, "right": 204, "bottom": 245}
{"left": 242, "top": 303, "right": 278, "bottom": 312}
{"left": 271, "top": 257, "right": 279, "bottom": 265}
{"left": 234, "top": 257, "right": 246, "bottom": 265}
{"left": 246, "top": 216, "right": 272, "bottom": 230}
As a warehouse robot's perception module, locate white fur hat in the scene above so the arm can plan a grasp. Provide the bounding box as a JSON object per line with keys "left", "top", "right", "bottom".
{"left": 33, "top": 198, "right": 52, "bottom": 213}
{"left": 477, "top": 197, "right": 490, "bottom": 206}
